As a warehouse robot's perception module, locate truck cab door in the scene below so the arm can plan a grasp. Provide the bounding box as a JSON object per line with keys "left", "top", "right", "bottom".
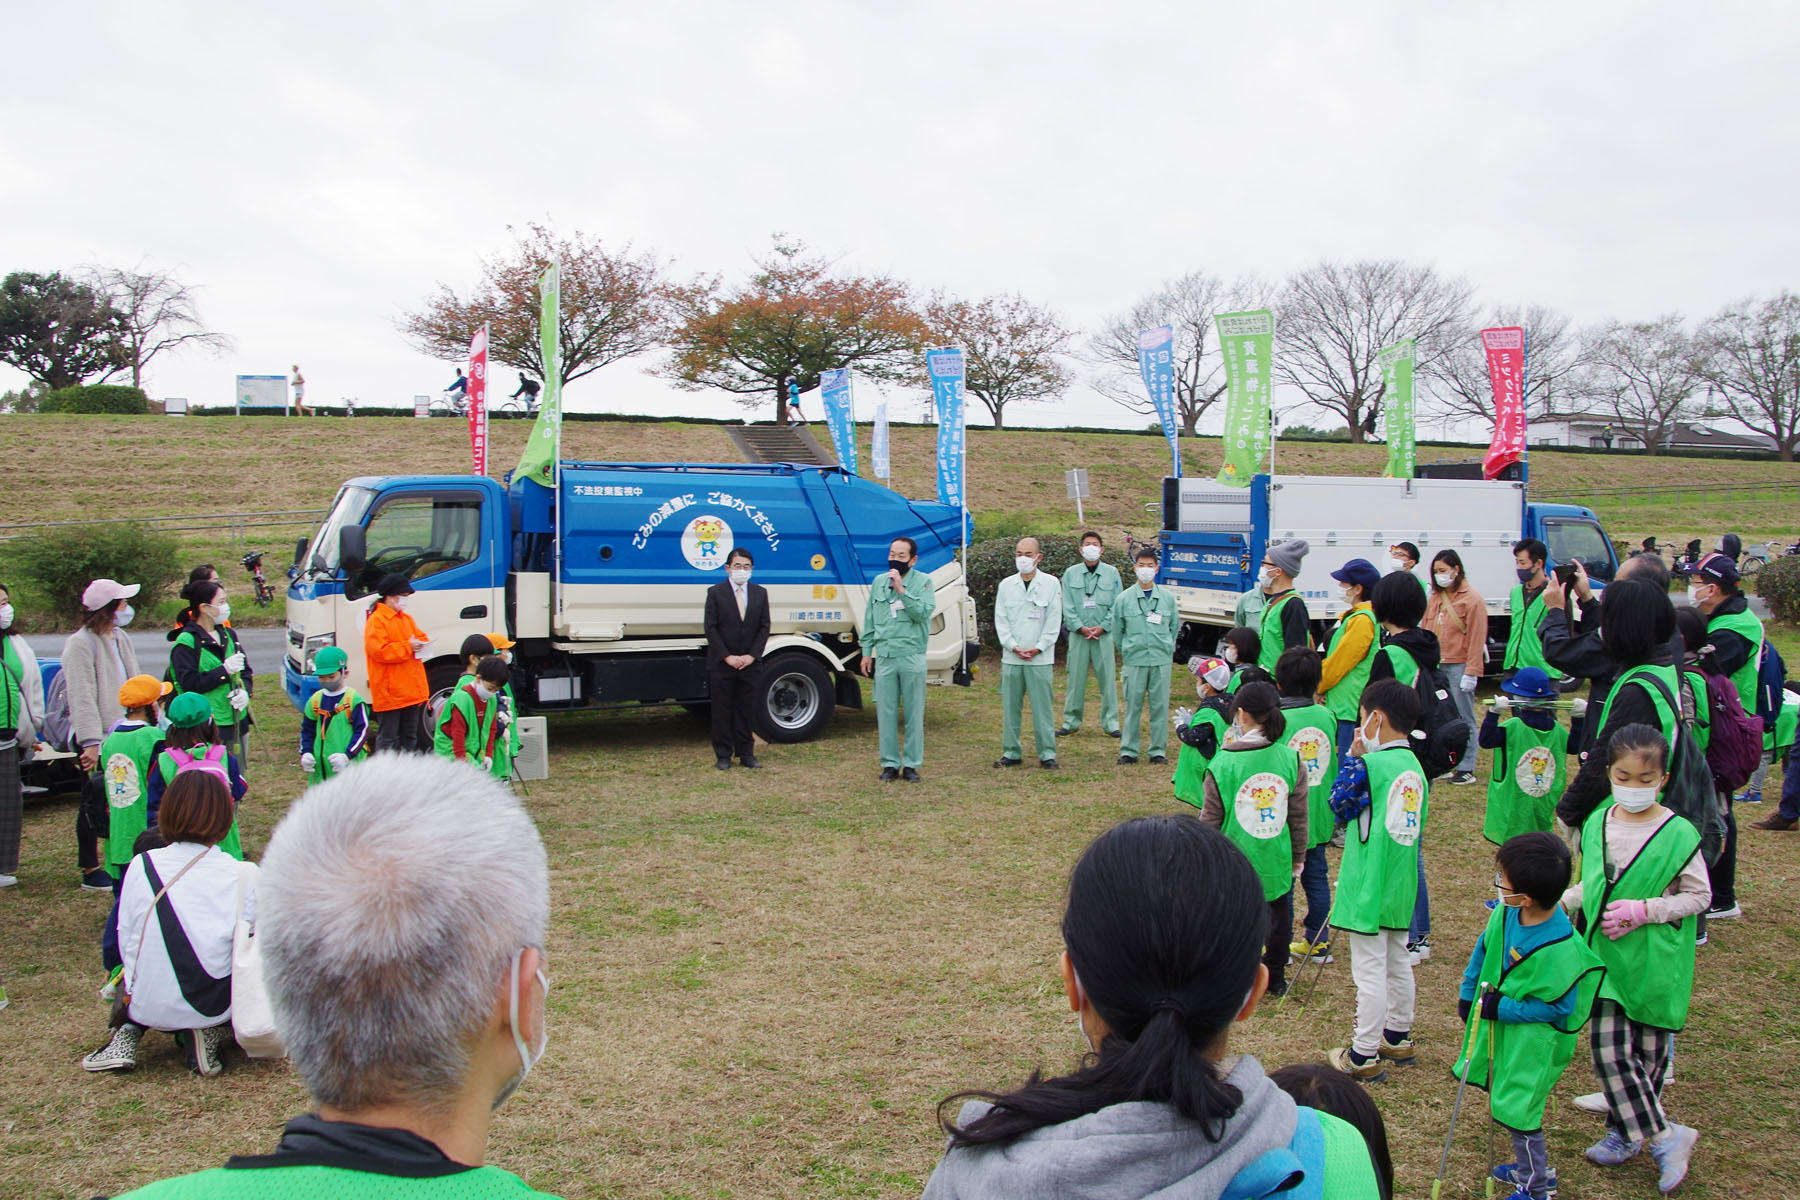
{"left": 1541, "top": 516, "right": 1619, "bottom": 583}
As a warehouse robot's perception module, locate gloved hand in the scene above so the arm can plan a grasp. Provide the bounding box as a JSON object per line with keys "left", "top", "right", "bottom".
{"left": 1479, "top": 990, "right": 1503, "bottom": 1021}
{"left": 1458, "top": 998, "right": 1472, "bottom": 1023}
{"left": 1173, "top": 706, "right": 1194, "bottom": 727}
{"left": 328, "top": 753, "right": 350, "bottom": 773}
{"left": 228, "top": 687, "right": 250, "bottom": 712}
{"left": 481, "top": 757, "right": 494, "bottom": 772}
{"left": 222, "top": 652, "right": 247, "bottom": 674}
{"left": 300, "top": 752, "right": 316, "bottom": 773}
{"left": 1492, "top": 695, "right": 1512, "bottom": 711}
{"left": 1571, "top": 697, "right": 1588, "bottom": 719}
{"left": 1459, "top": 672, "right": 1478, "bottom": 693}
{"left": 1601, "top": 899, "right": 1649, "bottom": 940}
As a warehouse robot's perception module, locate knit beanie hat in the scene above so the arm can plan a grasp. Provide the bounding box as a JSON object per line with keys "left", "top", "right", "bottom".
{"left": 1266, "top": 538, "right": 1309, "bottom": 579}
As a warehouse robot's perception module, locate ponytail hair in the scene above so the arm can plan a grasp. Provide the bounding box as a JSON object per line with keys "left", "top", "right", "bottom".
{"left": 1230, "top": 681, "right": 1286, "bottom": 741}
{"left": 179, "top": 579, "right": 224, "bottom": 623}
{"left": 940, "top": 817, "right": 1268, "bottom": 1147}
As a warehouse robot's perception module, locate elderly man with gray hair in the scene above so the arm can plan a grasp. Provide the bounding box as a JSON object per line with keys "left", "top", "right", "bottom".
{"left": 110, "top": 755, "right": 560, "bottom": 1199}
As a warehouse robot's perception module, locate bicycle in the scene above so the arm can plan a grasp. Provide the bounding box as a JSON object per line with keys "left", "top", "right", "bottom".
{"left": 241, "top": 551, "right": 276, "bottom": 608}
{"left": 429, "top": 390, "right": 469, "bottom": 418}
{"left": 1742, "top": 539, "right": 1800, "bottom": 576}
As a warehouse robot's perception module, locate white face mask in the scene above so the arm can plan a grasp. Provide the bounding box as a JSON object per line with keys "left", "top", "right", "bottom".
{"left": 1222, "top": 645, "right": 1238, "bottom": 664}
{"left": 1612, "top": 784, "right": 1661, "bottom": 813}
{"left": 115, "top": 604, "right": 136, "bottom": 628}
{"left": 1340, "top": 588, "right": 1357, "bottom": 606}
{"left": 1387, "top": 557, "right": 1407, "bottom": 573}
{"left": 500, "top": 650, "right": 513, "bottom": 664}
{"left": 0, "top": 603, "right": 12, "bottom": 628}
{"left": 1016, "top": 556, "right": 1038, "bottom": 576}
{"left": 478, "top": 682, "right": 502, "bottom": 698}
{"left": 1687, "top": 584, "right": 1709, "bottom": 607}
{"left": 1360, "top": 714, "right": 1382, "bottom": 745}
{"left": 1135, "top": 566, "right": 1157, "bottom": 585}
{"left": 393, "top": 595, "right": 410, "bottom": 612}
{"left": 728, "top": 567, "right": 751, "bottom": 585}
{"left": 493, "top": 950, "right": 550, "bottom": 1111}
{"left": 1496, "top": 886, "right": 1529, "bottom": 909}
{"left": 1080, "top": 545, "right": 1102, "bottom": 564}
{"left": 1434, "top": 571, "right": 1456, "bottom": 589}
{"left": 211, "top": 600, "right": 231, "bottom": 623}
{"left": 1259, "top": 568, "right": 1278, "bottom": 588}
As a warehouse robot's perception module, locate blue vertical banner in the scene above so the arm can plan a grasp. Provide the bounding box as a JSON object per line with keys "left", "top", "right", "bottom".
{"left": 926, "top": 347, "right": 968, "bottom": 537}
{"left": 1136, "top": 324, "right": 1181, "bottom": 477}
{"left": 871, "top": 400, "right": 891, "bottom": 479}
{"left": 819, "top": 368, "right": 859, "bottom": 476}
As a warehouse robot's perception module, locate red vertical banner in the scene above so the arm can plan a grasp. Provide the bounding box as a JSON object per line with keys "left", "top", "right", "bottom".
{"left": 1481, "top": 326, "right": 1526, "bottom": 479}
{"left": 468, "top": 324, "right": 489, "bottom": 476}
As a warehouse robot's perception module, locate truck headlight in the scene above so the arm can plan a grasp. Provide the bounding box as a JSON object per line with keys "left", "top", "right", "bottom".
{"left": 301, "top": 633, "right": 336, "bottom": 673}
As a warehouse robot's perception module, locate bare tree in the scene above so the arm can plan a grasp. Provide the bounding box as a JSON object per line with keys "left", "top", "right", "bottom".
{"left": 86, "top": 264, "right": 234, "bottom": 389}
{"left": 1583, "top": 315, "right": 1703, "bottom": 454}
{"left": 1274, "top": 260, "right": 1475, "bottom": 442}
{"left": 1426, "top": 304, "right": 1589, "bottom": 422}
{"left": 1697, "top": 291, "right": 1800, "bottom": 461}
{"left": 1087, "top": 271, "right": 1268, "bottom": 435}
{"left": 923, "top": 292, "right": 1072, "bottom": 428}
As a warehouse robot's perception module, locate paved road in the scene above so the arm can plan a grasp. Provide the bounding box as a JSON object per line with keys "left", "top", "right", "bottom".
{"left": 24, "top": 627, "right": 291, "bottom": 680}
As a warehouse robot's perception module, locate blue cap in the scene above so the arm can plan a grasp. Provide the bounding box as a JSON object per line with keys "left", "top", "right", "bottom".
{"left": 1329, "top": 559, "right": 1382, "bottom": 594}
{"left": 1501, "top": 667, "right": 1557, "bottom": 700}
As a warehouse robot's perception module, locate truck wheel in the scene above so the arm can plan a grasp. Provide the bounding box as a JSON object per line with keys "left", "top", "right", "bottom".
{"left": 752, "top": 652, "right": 834, "bottom": 743}
{"left": 425, "top": 659, "right": 465, "bottom": 729}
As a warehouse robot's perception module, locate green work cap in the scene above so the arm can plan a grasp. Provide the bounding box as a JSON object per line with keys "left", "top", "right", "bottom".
{"left": 166, "top": 692, "right": 214, "bottom": 728}
{"left": 312, "top": 646, "right": 349, "bottom": 676}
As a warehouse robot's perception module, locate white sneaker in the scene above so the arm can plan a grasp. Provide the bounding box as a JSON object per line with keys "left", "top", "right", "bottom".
{"left": 1707, "top": 902, "right": 1742, "bottom": 920}
{"left": 0, "top": 873, "right": 16, "bottom": 887}
{"left": 1573, "top": 1091, "right": 1609, "bottom": 1115}
{"left": 1407, "top": 937, "right": 1432, "bottom": 965}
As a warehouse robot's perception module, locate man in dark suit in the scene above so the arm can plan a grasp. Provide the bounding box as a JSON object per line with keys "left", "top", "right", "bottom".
{"left": 703, "top": 547, "right": 771, "bottom": 769}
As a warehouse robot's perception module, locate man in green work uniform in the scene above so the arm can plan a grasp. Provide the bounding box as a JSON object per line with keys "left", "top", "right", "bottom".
{"left": 1110, "top": 547, "right": 1178, "bottom": 766}
{"left": 1057, "top": 531, "right": 1121, "bottom": 738}
{"left": 995, "top": 537, "right": 1061, "bottom": 769}
{"left": 1257, "top": 539, "right": 1312, "bottom": 672}
{"left": 861, "top": 537, "right": 935, "bottom": 782}
{"left": 1504, "top": 538, "right": 1553, "bottom": 676}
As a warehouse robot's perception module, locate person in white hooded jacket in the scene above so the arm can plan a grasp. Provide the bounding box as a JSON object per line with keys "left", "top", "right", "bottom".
{"left": 923, "top": 816, "right": 1382, "bottom": 1200}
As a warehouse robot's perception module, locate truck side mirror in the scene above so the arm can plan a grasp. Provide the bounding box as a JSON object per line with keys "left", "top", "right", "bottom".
{"left": 340, "top": 526, "right": 367, "bottom": 574}
{"left": 290, "top": 536, "right": 308, "bottom": 572}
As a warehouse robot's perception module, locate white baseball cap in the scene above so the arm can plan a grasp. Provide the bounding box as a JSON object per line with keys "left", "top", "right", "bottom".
{"left": 81, "top": 578, "right": 141, "bottom": 611}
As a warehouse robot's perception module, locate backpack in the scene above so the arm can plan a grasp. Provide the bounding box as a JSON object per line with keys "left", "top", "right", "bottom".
{"left": 168, "top": 744, "right": 230, "bottom": 782}
{"left": 1754, "top": 639, "right": 1787, "bottom": 729}
{"left": 1691, "top": 669, "right": 1763, "bottom": 792}
{"left": 1407, "top": 661, "right": 1471, "bottom": 779}
{"left": 1634, "top": 671, "right": 1728, "bottom": 867}
{"left": 41, "top": 669, "right": 75, "bottom": 753}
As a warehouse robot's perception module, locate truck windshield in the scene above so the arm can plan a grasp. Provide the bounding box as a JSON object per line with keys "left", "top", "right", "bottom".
{"left": 311, "top": 486, "right": 376, "bottom": 573}
{"left": 1545, "top": 518, "right": 1616, "bottom": 582}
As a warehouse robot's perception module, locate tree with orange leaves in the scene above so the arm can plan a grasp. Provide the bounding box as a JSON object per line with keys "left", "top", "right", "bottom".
{"left": 662, "top": 238, "right": 926, "bottom": 424}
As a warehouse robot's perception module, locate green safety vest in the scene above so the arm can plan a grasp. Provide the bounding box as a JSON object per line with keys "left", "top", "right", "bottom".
{"left": 1579, "top": 801, "right": 1701, "bottom": 1030}
{"left": 1595, "top": 664, "right": 1680, "bottom": 750}
{"left": 1679, "top": 667, "right": 1711, "bottom": 755}
{"left": 1282, "top": 702, "right": 1337, "bottom": 850}
{"left": 115, "top": 1161, "right": 562, "bottom": 1199}
{"left": 0, "top": 635, "right": 22, "bottom": 734}
{"left": 1378, "top": 642, "right": 1420, "bottom": 687}
{"left": 1322, "top": 608, "right": 1379, "bottom": 722}
{"left": 1483, "top": 718, "right": 1568, "bottom": 846}
{"left": 1451, "top": 905, "right": 1606, "bottom": 1131}
{"left": 1705, "top": 607, "right": 1764, "bottom": 715}
{"left": 1171, "top": 705, "right": 1230, "bottom": 809}
{"left": 459, "top": 673, "right": 523, "bottom": 757}
{"left": 171, "top": 627, "right": 251, "bottom": 728}
{"left": 1503, "top": 585, "right": 1551, "bottom": 673}
{"left": 1332, "top": 746, "right": 1428, "bottom": 934}
{"left": 1205, "top": 742, "right": 1303, "bottom": 901}
{"left": 1257, "top": 591, "right": 1304, "bottom": 673}
{"left": 1778, "top": 692, "right": 1798, "bottom": 756}
{"left": 434, "top": 683, "right": 504, "bottom": 778}
{"left": 304, "top": 687, "right": 371, "bottom": 784}
{"left": 101, "top": 723, "right": 164, "bottom": 874}
{"left": 154, "top": 746, "right": 243, "bottom": 861}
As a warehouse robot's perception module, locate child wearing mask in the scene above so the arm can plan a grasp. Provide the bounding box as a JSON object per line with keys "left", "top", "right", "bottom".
{"left": 1218, "top": 626, "right": 1263, "bottom": 691}
{"left": 1325, "top": 679, "right": 1428, "bottom": 1081}
{"left": 1480, "top": 666, "right": 1568, "bottom": 845}
{"left": 1199, "top": 682, "right": 1308, "bottom": 996}
{"left": 95, "top": 676, "right": 173, "bottom": 977}
{"left": 299, "top": 646, "right": 371, "bottom": 784}
{"left": 1170, "top": 655, "right": 1233, "bottom": 809}
{"left": 1276, "top": 647, "right": 1338, "bottom": 962}
{"left": 1562, "top": 724, "right": 1707, "bottom": 1193}
{"left": 1454, "top": 833, "right": 1605, "bottom": 1200}
{"left": 433, "top": 656, "right": 514, "bottom": 780}
{"left": 146, "top": 692, "right": 248, "bottom": 860}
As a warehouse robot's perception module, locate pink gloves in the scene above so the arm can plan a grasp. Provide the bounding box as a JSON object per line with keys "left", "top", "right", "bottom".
{"left": 1601, "top": 899, "right": 1649, "bottom": 940}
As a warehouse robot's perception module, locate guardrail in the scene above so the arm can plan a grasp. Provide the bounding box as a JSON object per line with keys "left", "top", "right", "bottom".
{"left": 0, "top": 509, "right": 328, "bottom": 545}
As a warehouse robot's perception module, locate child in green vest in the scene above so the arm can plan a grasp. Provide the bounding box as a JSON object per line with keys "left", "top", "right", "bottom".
{"left": 434, "top": 656, "right": 514, "bottom": 780}
{"left": 147, "top": 693, "right": 248, "bottom": 862}
{"left": 96, "top": 675, "right": 173, "bottom": 977}
{"left": 1199, "top": 681, "right": 1308, "bottom": 996}
{"left": 299, "top": 646, "right": 371, "bottom": 784}
{"left": 1218, "top": 627, "right": 1262, "bottom": 690}
{"left": 1454, "top": 832, "right": 1606, "bottom": 1200}
{"left": 1561, "top": 724, "right": 1709, "bottom": 1193}
{"left": 1325, "top": 678, "right": 1428, "bottom": 1082}
{"left": 1479, "top": 667, "right": 1568, "bottom": 846}
{"left": 1277, "top": 647, "right": 1338, "bottom": 962}
{"left": 1171, "top": 655, "right": 1233, "bottom": 808}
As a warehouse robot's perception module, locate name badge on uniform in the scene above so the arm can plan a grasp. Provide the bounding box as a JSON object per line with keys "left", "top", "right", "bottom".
{"left": 1083, "top": 597, "right": 1098, "bottom": 608}
{"left": 889, "top": 599, "right": 903, "bottom": 615}
{"left": 1147, "top": 612, "right": 1163, "bottom": 625}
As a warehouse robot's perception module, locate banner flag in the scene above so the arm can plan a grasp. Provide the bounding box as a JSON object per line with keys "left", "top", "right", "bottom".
{"left": 872, "top": 400, "right": 891, "bottom": 479}
{"left": 819, "top": 368, "right": 859, "bottom": 476}
{"left": 1377, "top": 337, "right": 1416, "bottom": 479}
{"left": 513, "top": 265, "right": 562, "bottom": 488}
{"left": 926, "top": 348, "right": 967, "bottom": 536}
{"left": 1214, "top": 310, "right": 1275, "bottom": 487}
{"left": 1136, "top": 325, "right": 1181, "bottom": 477}
{"left": 468, "top": 323, "right": 490, "bottom": 477}
{"left": 1481, "top": 326, "right": 1527, "bottom": 479}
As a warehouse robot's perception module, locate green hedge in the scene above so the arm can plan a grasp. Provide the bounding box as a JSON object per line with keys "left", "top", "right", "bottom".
{"left": 963, "top": 535, "right": 1136, "bottom": 645}
{"left": 0, "top": 520, "right": 182, "bottom": 624}
{"left": 1755, "top": 555, "right": 1800, "bottom": 625}
{"left": 39, "top": 384, "right": 149, "bottom": 414}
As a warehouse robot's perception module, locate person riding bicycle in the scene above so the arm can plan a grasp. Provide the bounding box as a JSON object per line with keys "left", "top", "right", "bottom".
{"left": 444, "top": 369, "right": 470, "bottom": 414}
{"left": 510, "top": 373, "right": 541, "bottom": 412}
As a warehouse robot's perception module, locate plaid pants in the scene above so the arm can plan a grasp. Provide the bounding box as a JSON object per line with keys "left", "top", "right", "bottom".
{"left": 1591, "top": 997, "right": 1673, "bottom": 1144}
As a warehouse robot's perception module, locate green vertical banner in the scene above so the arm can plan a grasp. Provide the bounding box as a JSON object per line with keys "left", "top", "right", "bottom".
{"left": 1214, "top": 310, "right": 1274, "bottom": 487}
{"left": 513, "top": 264, "right": 562, "bottom": 488}
{"left": 1378, "top": 337, "right": 1417, "bottom": 479}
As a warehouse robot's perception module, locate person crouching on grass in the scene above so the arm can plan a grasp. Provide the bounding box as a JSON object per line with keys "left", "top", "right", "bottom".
{"left": 1454, "top": 832, "right": 1605, "bottom": 1200}
{"left": 1563, "top": 723, "right": 1708, "bottom": 1193}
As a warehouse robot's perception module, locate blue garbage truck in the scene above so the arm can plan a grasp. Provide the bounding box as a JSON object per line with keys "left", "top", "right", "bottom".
{"left": 282, "top": 462, "right": 979, "bottom": 742}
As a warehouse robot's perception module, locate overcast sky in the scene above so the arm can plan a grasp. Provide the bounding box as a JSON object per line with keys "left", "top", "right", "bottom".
{"left": 5, "top": 2, "right": 1797, "bottom": 435}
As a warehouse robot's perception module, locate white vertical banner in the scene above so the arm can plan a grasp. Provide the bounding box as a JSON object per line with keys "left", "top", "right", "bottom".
{"left": 871, "top": 401, "right": 891, "bottom": 479}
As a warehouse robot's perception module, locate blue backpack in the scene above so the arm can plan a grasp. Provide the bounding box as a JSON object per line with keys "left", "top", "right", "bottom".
{"left": 1754, "top": 639, "right": 1787, "bottom": 730}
